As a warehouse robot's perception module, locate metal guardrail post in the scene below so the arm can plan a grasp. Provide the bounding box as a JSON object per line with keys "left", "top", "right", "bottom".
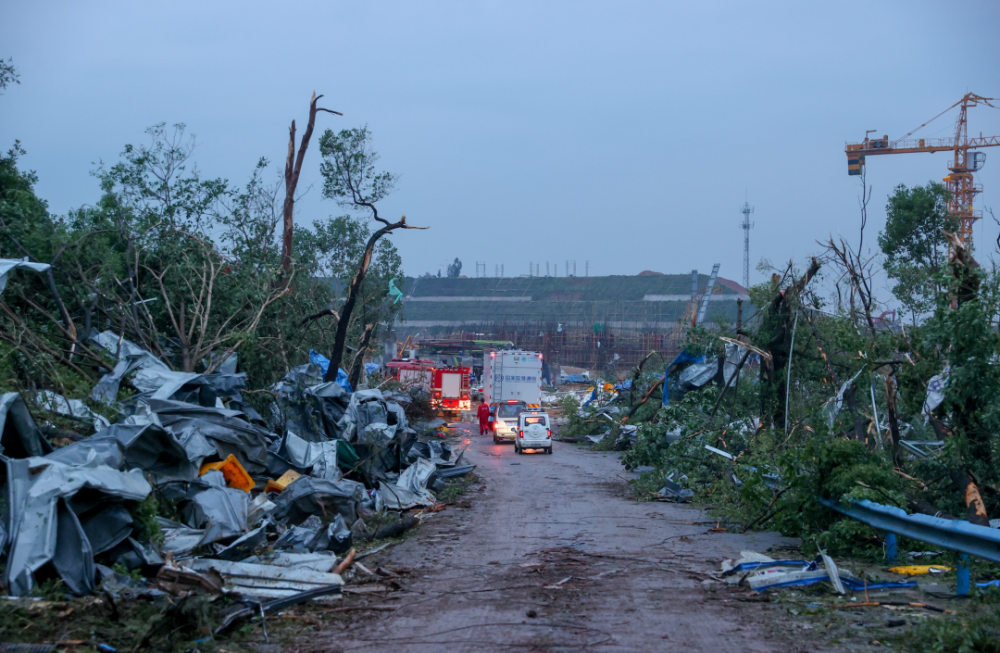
{"left": 885, "top": 533, "right": 898, "bottom": 563}
{"left": 957, "top": 555, "right": 970, "bottom": 596}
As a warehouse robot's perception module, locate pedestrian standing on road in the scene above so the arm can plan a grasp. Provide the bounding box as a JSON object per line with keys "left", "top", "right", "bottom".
{"left": 477, "top": 401, "right": 491, "bottom": 435}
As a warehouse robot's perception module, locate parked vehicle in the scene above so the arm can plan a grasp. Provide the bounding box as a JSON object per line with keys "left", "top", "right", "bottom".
{"left": 431, "top": 366, "right": 471, "bottom": 414}
{"left": 483, "top": 349, "right": 543, "bottom": 406}
{"left": 514, "top": 409, "right": 553, "bottom": 454}
{"left": 386, "top": 358, "right": 436, "bottom": 391}
{"left": 491, "top": 399, "right": 527, "bottom": 444}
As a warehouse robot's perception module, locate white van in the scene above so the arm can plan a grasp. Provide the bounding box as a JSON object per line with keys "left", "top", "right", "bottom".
{"left": 514, "top": 410, "right": 553, "bottom": 455}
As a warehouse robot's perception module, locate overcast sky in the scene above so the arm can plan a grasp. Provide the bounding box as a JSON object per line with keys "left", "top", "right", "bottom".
{"left": 3, "top": 1, "right": 999, "bottom": 289}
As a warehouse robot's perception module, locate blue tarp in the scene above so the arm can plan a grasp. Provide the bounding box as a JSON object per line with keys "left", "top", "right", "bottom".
{"left": 364, "top": 363, "right": 380, "bottom": 375}
{"left": 662, "top": 350, "right": 707, "bottom": 407}
{"left": 308, "top": 349, "right": 353, "bottom": 392}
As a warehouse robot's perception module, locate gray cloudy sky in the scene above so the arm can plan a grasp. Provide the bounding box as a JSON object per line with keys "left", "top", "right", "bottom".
{"left": 3, "top": 1, "right": 999, "bottom": 286}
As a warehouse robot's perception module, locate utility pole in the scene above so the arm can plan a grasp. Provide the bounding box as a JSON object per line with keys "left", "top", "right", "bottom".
{"left": 740, "top": 198, "right": 755, "bottom": 289}
{"left": 585, "top": 261, "right": 589, "bottom": 277}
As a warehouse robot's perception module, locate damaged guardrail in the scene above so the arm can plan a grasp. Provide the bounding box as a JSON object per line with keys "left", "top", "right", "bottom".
{"left": 818, "top": 498, "right": 1000, "bottom": 564}
{"left": 819, "top": 497, "right": 1000, "bottom": 595}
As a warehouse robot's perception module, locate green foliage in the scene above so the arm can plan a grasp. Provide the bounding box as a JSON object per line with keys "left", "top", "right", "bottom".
{"left": 879, "top": 182, "right": 957, "bottom": 317}
{"left": 0, "top": 57, "right": 19, "bottom": 91}
{"left": 899, "top": 603, "right": 1000, "bottom": 653}
{"left": 0, "top": 121, "right": 405, "bottom": 408}
{"left": 130, "top": 494, "right": 165, "bottom": 545}
{"left": 319, "top": 125, "right": 397, "bottom": 210}
{"left": 447, "top": 257, "right": 462, "bottom": 278}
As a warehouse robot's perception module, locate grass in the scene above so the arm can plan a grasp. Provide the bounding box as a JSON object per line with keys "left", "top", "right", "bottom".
{"left": 435, "top": 471, "right": 480, "bottom": 503}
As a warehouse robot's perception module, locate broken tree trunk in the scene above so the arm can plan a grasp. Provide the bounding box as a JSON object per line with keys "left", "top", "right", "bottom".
{"left": 281, "top": 93, "right": 342, "bottom": 278}
{"left": 323, "top": 216, "right": 426, "bottom": 383}
{"left": 760, "top": 258, "right": 821, "bottom": 429}
{"left": 950, "top": 471, "right": 990, "bottom": 527}
{"left": 347, "top": 323, "right": 378, "bottom": 389}
{"left": 884, "top": 375, "right": 903, "bottom": 466}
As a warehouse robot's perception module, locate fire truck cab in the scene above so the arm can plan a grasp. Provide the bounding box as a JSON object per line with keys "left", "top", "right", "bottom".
{"left": 431, "top": 366, "right": 471, "bottom": 414}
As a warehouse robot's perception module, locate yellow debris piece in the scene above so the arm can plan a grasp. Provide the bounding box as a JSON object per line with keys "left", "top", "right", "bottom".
{"left": 264, "top": 469, "right": 302, "bottom": 495}
{"left": 889, "top": 565, "right": 951, "bottom": 575}
{"left": 199, "top": 454, "right": 255, "bottom": 492}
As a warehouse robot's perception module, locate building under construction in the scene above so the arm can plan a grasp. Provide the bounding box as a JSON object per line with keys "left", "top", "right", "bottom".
{"left": 389, "top": 271, "right": 749, "bottom": 375}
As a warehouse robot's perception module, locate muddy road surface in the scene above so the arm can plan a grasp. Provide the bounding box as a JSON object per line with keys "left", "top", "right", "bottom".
{"left": 311, "top": 418, "right": 805, "bottom": 653}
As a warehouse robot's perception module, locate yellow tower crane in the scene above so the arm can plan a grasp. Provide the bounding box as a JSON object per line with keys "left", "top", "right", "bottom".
{"left": 846, "top": 93, "right": 1000, "bottom": 246}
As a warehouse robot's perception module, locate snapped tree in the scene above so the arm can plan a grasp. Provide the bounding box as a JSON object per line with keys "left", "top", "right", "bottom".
{"left": 315, "top": 126, "right": 426, "bottom": 383}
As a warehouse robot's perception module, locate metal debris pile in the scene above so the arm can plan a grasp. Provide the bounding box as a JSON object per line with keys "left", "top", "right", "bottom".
{"left": 0, "top": 331, "right": 475, "bottom": 618}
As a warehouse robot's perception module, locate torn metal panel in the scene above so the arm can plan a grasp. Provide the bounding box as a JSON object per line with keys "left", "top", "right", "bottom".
{"left": 433, "top": 464, "right": 477, "bottom": 480}
{"left": 52, "top": 497, "right": 95, "bottom": 596}
{"left": 272, "top": 431, "right": 340, "bottom": 480}
{"left": 159, "top": 519, "right": 207, "bottom": 556}
{"left": 185, "top": 557, "right": 344, "bottom": 599}
{"left": 272, "top": 476, "right": 365, "bottom": 526}
{"left": 241, "top": 551, "right": 339, "bottom": 573}
{"left": 377, "top": 458, "right": 436, "bottom": 511}
{"left": 184, "top": 486, "right": 249, "bottom": 545}
{"left": 45, "top": 434, "right": 125, "bottom": 469}
{"left": 111, "top": 423, "right": 198, "bottom": 479}
{"left": 215, "top": 582, "right": 343, "bottom": 633}
{"left": 274, "top": 525, "right": 329, "bottom": 553}
{"left": 3, "top": 457, "right": 151, "bottom": 596}
{"left": 214, "top": 525, "right": 268, "bottom": 561}
{"left": 0, "top": 393, "right": 54, "bottom": 458}
{"left": 0, "top": 257, "right": 51, "bottom": 294}
{"left": 78, "top": 503, "right": 134, "bottom": 554}
{"left": 407, "top": 441, "right": 453, "bottom": 466}
{"left": 34, "top": 390, "right": 111, "bottom": 433}
{"left": 150, "top": 399, "right": 273, "bottom": 474}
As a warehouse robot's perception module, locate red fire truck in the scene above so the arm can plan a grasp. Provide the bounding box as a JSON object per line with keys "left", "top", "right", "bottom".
{"left": 431, "top": 366, "right": 472, "bottom": 414}
{"left": 385, "top": 359, "right": 436, "bottom": 391}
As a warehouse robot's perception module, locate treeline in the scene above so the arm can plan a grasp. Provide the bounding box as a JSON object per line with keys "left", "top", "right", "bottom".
{"left": 0, "top": 70, "right": 419, "bottom": 407}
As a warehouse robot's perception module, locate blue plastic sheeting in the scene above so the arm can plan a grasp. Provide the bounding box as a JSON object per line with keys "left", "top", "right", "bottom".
{"left": 582, "top": 385, "right": 598, "bottom": 408}
{"left": 308, "top": 350, "right": 353, "bottom": 392}
{"left": 613, "top": 380, "right": 633, "bottom": 391}
{"left": 842, "top": 578, "right": 918, "bottom": 591}
{"left": 820, "top": 498, "right": 1000, "bottom": 564}
{"left": 755, "top": 575, "right": 917, "bottom": 592}
{"left": 364, "top": 363, "right": 380, "bottom": 375}
{"left": 977, "top": 580, "right": 1000, "bottom": 588}
{"left": 721, "top": 560, "right": 808, "bottom": 576}
{"left": 662, "top": 350, "right": 706, "bottom": 407}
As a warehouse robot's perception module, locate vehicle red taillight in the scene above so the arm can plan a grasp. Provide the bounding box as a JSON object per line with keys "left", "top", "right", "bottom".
{"left": 547, "top": 429, "right": 551, "bottom": 438}
{"left": 518, "top": 430, "right": 523, "bottom": 438}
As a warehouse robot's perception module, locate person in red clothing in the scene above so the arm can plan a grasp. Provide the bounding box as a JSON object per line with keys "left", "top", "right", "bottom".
{"left": 477, "top": 401, "right": 492, "bottom": 435}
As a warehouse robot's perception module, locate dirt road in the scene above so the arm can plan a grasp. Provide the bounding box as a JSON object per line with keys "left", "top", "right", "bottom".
{"left": 316, "top": 418, "right": 805, "bottom": 652}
